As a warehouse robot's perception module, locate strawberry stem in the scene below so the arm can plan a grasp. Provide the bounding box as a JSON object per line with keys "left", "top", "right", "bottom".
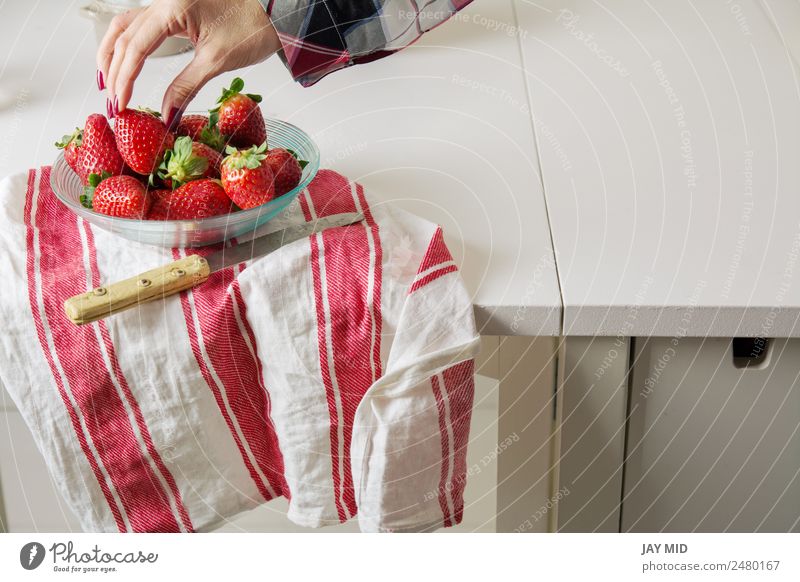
{"left": 199, "top": 124, "right": 226, "bottom": 152}
{"left": 158, "top": 136, "right": 209, "bottom": 188}
{"left": 222, "top": 142, "right": 268, "bottom": 170}
{"left": 210, "top": 77, "right": 262, "bottom": 112}
{"left": 55, "top": 127, "right": 83, "bottom": 149}
{"left": 81, "top": 171, "right": 111, "bottom": 209}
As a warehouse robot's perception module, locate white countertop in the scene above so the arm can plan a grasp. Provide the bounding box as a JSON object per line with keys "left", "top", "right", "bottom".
{"left": 519, "top": 0, "right": 800, "bottom": 337}
{"left": 3, "top": 1, "right": 800, "bottom": 338}
{"left": 0, "top": 0, "right": 562, "bottom": 337}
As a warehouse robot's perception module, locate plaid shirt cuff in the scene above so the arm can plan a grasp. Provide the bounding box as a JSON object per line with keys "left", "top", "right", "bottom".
{"left": 263, "top": 0, "right": 474, "bottom": 87}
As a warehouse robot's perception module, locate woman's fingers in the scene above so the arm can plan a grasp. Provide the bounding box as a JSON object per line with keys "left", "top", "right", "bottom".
{"left": 106, "top": 10, "right": 166, "bottom": 113}
{"left": 113, "top": 18, "right": 170, "bottom": 112}
{"left": 96, "top": 8, "right": 142, "bottom": 90}
{"left": 161, "top": 49, "right": 221, "bottom": 128}
{"left": 105, "top": 9, "right": 148, "bottom": 110}
{"left": 97, "top": 0, "right": 280, "bottom": 121}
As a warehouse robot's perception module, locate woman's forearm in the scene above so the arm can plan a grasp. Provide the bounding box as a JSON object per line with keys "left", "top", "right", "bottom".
{"left": 264, "top": 0, "right": 475, "bottom": 86}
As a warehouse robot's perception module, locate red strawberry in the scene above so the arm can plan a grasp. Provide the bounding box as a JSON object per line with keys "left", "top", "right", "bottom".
{"left": 209, "top": 77, "right": 266, "bottom": 148}
{"left": 146, "top": 189, "right": 178, "bottom": 220}
{"left": 176, "top": 114, "right": 226, "bottom": 151}
{"left": 79, "top": 113, "right": 126, "bottom": 180}
{"left": 220, "top": 143, "right": 275, "bottom": 209}
{"left": 158, "top": 136, "right": 222, "bottom": 187}
{"left": 265, "top": 148, "right": 303, "bottom": 196}
{"left": 175, "top": 114, "right": 209, "bottom": 140}
{"left": 91, "top": 175, "right": 151, "bottom": 219}
{"left": 56, "top": 114, "right": 125, "bottom": 184}
{"left": 192, "top": 142, "right": 222, "bottom": 176}
{"left": 114, "top": 108, "right": 175, "bottom": 175}
{"left": 56, "top": 128, "right": 83, "bottom": 177}
{"left": 147, "top": 179, "right": 231, "bottom": 220}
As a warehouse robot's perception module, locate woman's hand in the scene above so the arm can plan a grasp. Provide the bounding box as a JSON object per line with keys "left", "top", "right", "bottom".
{"left": 97, "top": 0, "right": 280, "bottom": 126}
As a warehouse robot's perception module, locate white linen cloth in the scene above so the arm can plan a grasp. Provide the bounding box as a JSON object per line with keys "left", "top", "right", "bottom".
{"left": 0, "top": 167, "right": 479, "bottom": 532}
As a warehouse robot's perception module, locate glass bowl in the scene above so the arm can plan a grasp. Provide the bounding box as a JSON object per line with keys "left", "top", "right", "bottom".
{"left": 50, "top": 117, "right": 320, "bottom": 247}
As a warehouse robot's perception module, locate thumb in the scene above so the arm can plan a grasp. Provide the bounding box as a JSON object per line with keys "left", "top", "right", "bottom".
{"left": 162, "top": 51, "right": 219, "bottom": 129}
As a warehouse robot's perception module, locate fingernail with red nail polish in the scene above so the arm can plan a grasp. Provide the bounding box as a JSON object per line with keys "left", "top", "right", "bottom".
{"left": 112, "top": 96, "right": 119, "bottom": 116}
{"left": 97, "top": 70, "right": 105, "bottom": 91}
{"left": 106, "top": 98, "right": 114, "bottom": 119}
{"left": 166, "top": 106, "right": 183, "bottom": 130}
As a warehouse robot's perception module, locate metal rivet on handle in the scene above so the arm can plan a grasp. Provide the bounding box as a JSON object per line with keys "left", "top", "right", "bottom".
{"left": 93, "top": 287, "right": 107, "bottom": 296}
{"left": 172, "top": 268, "right": 186, "bottom": 277}
{"left": 138, "top": 278, "right": 152, "bottom": 288}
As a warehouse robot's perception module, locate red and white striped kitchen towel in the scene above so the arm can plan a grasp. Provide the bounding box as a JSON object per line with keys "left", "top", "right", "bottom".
{"left": 0, "top": 167, "right": 479, "bottom": 533}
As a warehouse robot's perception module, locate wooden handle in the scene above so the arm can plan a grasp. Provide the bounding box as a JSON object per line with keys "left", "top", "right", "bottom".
{"left": 64, "top": 254, "right": 210, "bottom": 325}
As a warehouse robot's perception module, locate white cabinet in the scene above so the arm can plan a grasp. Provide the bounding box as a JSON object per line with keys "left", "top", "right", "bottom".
{"left": 0, "top": 410, "right": 82, "bottom": 532}
{"left": 554, "top": 337, "right": 629, "bottom": 532}
{"left": 623, "top": 338, "right": 800, "bottom": 532}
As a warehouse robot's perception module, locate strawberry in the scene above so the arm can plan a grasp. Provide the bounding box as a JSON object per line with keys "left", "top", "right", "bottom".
{"left": 56, "top": 114, "right": 125, "bottom": 184}
{"left": 56, "top": 128, "right": 83, "bottom": 177}
{"left": 220, "top": 143, "right": 275, "bottom": 209}
{"left": 91, "top": 175, "right": 151, "bottom": 219}
{"left": 209, "top": 77, "right": 266, "bottom": 148}
{"left": 114, "top": 108, "right": 175, "bottom": 175}
{"left": 176, "top": 114, "right": 226, "bottom": 151}
{"left": 146, "top": 189, "right": 178, "bottom": 220}
{"left": 158, "top": 136, "right": 222, "bottom": 188}
{"left": 147, "top": 179, "right": 231, "bottom": 220}
{"left": 80, "top": 113, "right": 126, "bottom": 180}
{"left": 265, "top": 148, "right": 303, "bottom": 196}
{"left": 192, "top": 142, "right": 223, "bottom": 177}
{"left": 175, "top": 114, "right": 208, "bottom": 140}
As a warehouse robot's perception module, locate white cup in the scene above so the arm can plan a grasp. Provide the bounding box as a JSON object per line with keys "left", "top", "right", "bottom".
{"left": 81, "top": 0, "right": 192, "bottom": 58}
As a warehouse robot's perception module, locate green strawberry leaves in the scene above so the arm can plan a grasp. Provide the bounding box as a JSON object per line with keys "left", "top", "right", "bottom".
{"left": 157, "top": 136, "right": 209, "bottom": 188}
{"left": 199, "top": 123, "right": 226, "bottom": 152}
{"left": 81, "top": 171, "right": 111, "bottom": 209}
{"left": 55, "top": 127, "right": 83, "bottom": 149}
{"left": 223, "top": 142, "right": 268, "bottom": 170}
{"left": 210, "top": 77, "right": 262, "bottom": 113}
{"left": 226, "top": 77, "right": 245, "bottom": 95}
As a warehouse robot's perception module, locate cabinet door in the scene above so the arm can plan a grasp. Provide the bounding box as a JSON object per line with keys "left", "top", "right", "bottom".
{"left": 0, "top": 410, "right": 82, "bottom": 532}
{"left": 623, "top": 338, "right": 800, "bottom": 532}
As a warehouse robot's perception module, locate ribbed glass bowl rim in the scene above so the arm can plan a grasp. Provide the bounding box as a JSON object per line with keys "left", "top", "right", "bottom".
{"left": 50, "top": 117, "right": 320, "bottom": 230}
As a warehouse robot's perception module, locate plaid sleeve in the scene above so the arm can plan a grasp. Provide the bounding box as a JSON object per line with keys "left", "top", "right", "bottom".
{"left": 261, "top": 0, "right": 474, "bottom": 87}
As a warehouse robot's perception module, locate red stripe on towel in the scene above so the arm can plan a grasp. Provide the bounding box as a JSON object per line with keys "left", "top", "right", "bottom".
{"left": 306, "top": 173, "right": 384, "bottom": 520}
{"left": 173, "top": 248, "right": 281, "bottom": 502}
{"left": 355, "top": 183, "right": 383, "bottom": 381}
{"left": 430, "top": 374, "right": 453, "bottom": 528}
{"left": 30, "top": 169, "right": 181, "bottom": 532}
{"left": 24, "top": 170, "right": 127, "bottom": 532}
{"left": 191, "top": 248, "right": 285, "bottom": 498}
{"left": 308, "top": 231, "right": 349, "bottom": 520}
{"left": 409, "top": 265, "right": 458, "bottom": 294}
{"left": 441, "top": 360, "right": 475, "bottom": 525}
{"left": 418, "top": 228, "right": 452, "bottom": 273}
{"left": 231, "top": 276, "right": 289, "bottom": 497}
{"left": 409, "top": 228, "right": 457, "bottom": 294}
{"left": 81, "top": 220, "right": 194, "bottom": 532}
